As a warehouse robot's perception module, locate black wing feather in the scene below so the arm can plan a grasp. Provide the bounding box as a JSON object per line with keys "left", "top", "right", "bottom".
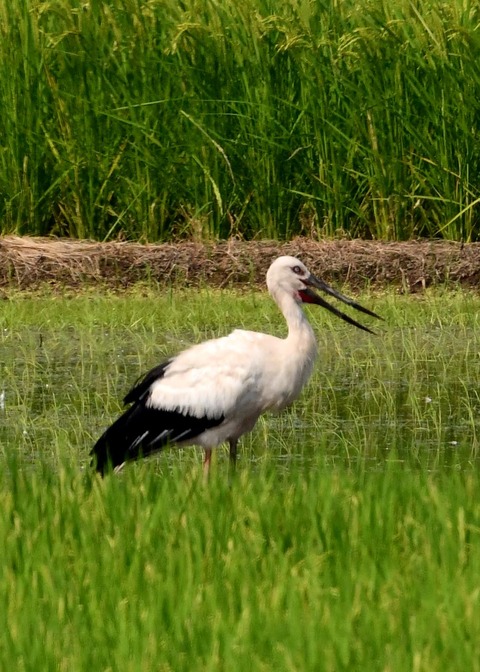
{"left": 123, "top": 359, "right": 173, "bottom": 404}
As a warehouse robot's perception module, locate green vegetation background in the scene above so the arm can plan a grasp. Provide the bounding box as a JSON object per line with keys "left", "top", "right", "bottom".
{"left": 2, "top": 290, "right": 480, "bottom": 670}
{"left": 1, "top": 0, "right": 480, "bottom": 242}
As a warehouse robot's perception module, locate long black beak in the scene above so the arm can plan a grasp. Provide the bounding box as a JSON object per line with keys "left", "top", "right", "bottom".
{"left": 301, "top": 274, "right": 383, "bottom": 334}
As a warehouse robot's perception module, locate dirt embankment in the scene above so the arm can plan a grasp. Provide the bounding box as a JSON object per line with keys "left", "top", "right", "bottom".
{"left": 1, "top": 236, "right": 480, "bottom": 292}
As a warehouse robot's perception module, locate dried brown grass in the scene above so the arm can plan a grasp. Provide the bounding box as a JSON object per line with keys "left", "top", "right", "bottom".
{"left": 1, "top": 236, "right": 479, "bottom": 292}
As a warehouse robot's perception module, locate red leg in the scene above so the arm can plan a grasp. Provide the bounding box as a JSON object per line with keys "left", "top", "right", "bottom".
{"left": 203, "top": 448, "right": 212, "bottom": 479}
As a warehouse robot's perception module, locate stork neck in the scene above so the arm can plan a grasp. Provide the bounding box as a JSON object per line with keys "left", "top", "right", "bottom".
{"left": 277, "top": 292, "right": 315, "bottom": 341}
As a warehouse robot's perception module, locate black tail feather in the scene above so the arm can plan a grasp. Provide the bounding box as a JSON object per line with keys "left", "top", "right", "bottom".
{"left": 91, "top": 401, "right": 224, "bottom": 476}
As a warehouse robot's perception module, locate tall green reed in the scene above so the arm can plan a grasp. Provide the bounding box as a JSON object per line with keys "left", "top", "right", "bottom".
{"left": 1, "top": 0, "right": 480, "bottom": 241}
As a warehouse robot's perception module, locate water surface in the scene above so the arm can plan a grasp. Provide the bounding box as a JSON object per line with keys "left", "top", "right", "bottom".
{"left": 2, "top": 316, "right": 478, "bottom": 474}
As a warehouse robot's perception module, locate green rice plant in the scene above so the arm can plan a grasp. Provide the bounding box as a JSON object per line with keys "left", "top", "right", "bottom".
{"left": 2, "top": 288, "right": 480, "bottom": 668}
{"left": 1, "top": 457, "right": 480, "bottom": 670}
{"left": 1, "top": 0, "right": 480, "bottom": 240}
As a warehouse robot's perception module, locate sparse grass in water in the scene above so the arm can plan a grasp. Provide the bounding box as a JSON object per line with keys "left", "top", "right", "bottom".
{"left": 1, "top": 288, "right": 480, "bottom": 669}
{"left": 1, "top": 0, "right": 480, "bottom": 240}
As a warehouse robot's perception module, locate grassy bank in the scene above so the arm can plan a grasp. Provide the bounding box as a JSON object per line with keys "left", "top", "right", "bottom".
{"left": 1, "top": 287, "right": 480, "bottom": 669}
{"left": 1, "top": 0, "right": 480, "bottom": 241}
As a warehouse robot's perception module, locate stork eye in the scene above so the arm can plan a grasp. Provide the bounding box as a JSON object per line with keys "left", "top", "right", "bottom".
{"left": 292, "top": 265, "right": 303, "bottom": 275}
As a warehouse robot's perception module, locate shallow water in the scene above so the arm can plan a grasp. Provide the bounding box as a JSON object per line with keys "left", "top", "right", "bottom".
{"left": 1, "top": 321, "right": 479, "bottom": 473}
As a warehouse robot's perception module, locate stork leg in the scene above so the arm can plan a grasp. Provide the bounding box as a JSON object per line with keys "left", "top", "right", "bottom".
{"left": 203, "top": 448, "right": 212, "bottom": 480}
{"left": 227, "top": 439, "right": 238, "bottom": 487}
{"left": 229, "top": 439, "right": 238, "bottom": 470}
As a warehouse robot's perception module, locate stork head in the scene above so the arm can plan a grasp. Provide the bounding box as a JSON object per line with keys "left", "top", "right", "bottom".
{"left": 266, "top": 255, "right": 382, "bottom": 334}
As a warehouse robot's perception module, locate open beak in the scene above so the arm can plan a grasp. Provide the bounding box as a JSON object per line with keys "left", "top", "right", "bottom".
{"left": 300, "top": 275, "right": 383, "bottom": 334}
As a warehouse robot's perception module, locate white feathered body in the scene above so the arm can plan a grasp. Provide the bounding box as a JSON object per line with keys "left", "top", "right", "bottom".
{"left": 147, "top": 319, "right": 317, "bottom": 449}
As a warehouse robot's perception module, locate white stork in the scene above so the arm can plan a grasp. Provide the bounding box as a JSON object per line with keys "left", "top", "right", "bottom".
{"left": 91, "top": 256, "right": 381, "bottom": 476}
